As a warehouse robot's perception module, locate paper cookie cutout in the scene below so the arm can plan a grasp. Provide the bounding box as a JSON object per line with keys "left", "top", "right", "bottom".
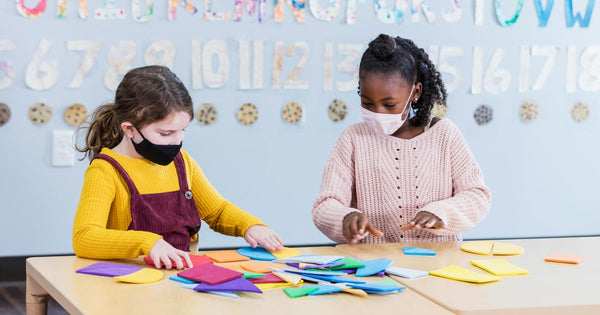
{"left": 328, "top": 99, "right": 348, "bottom": 122}
{"left": 0, "top": 103, "right": 11, "bottom": 127}
{"left": 237, "top": 103, "right": 258, "bottom": 126}
{"left": 282, "top": 101, "right": 303, "bottom": 124}
{"left": 64, "top": 104, "right": 88, "bottom": 127}
{"left": 571, "top": 101, "right": 589, "bottom": 122}
{"left": 196, "top": 103, "right": 218, "bottom": 126}
{"left": 474, "top": 105, "right": 493, "bottom": 125}
{"left": 28, "top": 102, "right": 52, "bottom": 125}
{"left": 520, "top": 99, "right": 539, "bottom": 122}
{"left": 431, "top": 102, "right": 448, "bottom": 118}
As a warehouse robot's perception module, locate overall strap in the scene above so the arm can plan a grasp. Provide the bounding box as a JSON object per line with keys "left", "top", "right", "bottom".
{"left": 172, "top": 152, "right": 190, "bottom": 191}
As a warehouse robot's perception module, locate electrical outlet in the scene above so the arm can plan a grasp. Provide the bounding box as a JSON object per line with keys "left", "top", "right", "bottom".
{"left": 52, "top": 130, "right": 75, "bottom": 167}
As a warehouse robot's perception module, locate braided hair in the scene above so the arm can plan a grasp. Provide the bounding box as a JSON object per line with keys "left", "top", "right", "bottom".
{"left": 359, "top": 34, "right": 447, "bottom": 126}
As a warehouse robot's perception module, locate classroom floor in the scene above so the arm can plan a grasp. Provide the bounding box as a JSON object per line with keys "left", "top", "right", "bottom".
{"left": 0, "top": 282, "right": 68, "bottom": 315}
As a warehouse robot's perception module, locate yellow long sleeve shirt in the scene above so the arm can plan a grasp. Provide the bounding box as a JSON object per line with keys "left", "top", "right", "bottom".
{"left": 73, "top": 148, "right": 265, "bottom": 259}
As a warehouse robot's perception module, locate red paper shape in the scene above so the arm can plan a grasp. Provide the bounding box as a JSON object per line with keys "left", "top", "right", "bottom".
{"left": 248, "top": 273, "right": 286, "bottom": 284}
{"left": 144, "top": 255, "right": 212, "bottom": 269}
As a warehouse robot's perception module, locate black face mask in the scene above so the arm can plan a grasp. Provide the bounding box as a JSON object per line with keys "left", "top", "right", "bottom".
{"left": 131, "top": 127, "right": 182, "bottom": 166}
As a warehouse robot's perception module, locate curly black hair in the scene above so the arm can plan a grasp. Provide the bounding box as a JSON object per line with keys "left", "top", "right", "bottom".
{"left": 358, "top": 34, "right": 447, "bottom": 126}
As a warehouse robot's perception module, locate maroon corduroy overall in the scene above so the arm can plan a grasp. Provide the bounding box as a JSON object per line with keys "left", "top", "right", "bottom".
{"left": 94, "top": 153, "right": 201, "bottom": 251}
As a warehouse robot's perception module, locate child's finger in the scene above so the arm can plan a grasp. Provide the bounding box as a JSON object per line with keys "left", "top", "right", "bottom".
{"left": 169, "top": 253, "right": 184, "bottom": 269}
{"left": 246, "top": 235, "right": 258, "bottom": 248}
{"left": 366, "top": 224, "right": 384, "bottom": 237}
{"left": 161, "top": 255, "right": 173, "bottom": 270}
{"left": 356, "top": 214, "right": 368, "bottom": 235}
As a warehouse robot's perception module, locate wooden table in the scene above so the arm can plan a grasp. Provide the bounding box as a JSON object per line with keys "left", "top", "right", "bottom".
{"left": 26, "top": 246, "right": 451, "bottom": 315}
{"left": 337, "top": 237, "right": 600, "bottom": 314}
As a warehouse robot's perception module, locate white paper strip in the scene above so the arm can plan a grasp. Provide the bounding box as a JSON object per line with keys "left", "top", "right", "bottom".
{"left": 252, "top": 40, "right": 264, "bottom": 89}
{"left": 191, "top": 40, "right": 202, "bottom": 89}
{"left": 475, "top": 0, "right": 484, "bottom": 25}
{"left": 471, "top": 45, "right": 483, "bottom": 94}
{"left": 441, "top": 0, "right": 462, "bottom": 23}
{"left": 374, "top": 0, "right": 409, "bottom": 24}
{"left": 26, "top": 39, "right": 59, "bottom": 91}
{"left": 518, "top": 45, "right": 530, "bottom": 93}
{"left": 239, "top": 40, "right": 251, "bottom": 90}
{"left": 204, "top": 0, "right": 230, "bottom": 21}
{"left": 411, "top": 0, "right": 437, "bottom": 24}
{"left": 271, "top": 41, "right": 284, "bottom": 89}
{"left": 309, "top": 0, "right": 341, "bottom": 21}
{"left": 323, "top": 42, "right": 334, "bottom": 91}
{"left": 132, "top": 0, "right": 154, "bottom": 22}
{"left": 67, "top": 40, "right": 101, "bottom": 88}
{"left": 94, "top": 0, "right": 126, "bottom": 19}
{"left": 566, "top": 46, "right": 577, "bottom": 93}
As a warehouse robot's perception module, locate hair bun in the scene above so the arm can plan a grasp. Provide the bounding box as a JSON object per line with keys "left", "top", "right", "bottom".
{"left": 368, "top": 34, "right": 397, "bottom": 60}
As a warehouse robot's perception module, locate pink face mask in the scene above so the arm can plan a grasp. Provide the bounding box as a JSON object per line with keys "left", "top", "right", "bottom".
{"left": 361, "top": 84, "right": 415, "bottom": 136}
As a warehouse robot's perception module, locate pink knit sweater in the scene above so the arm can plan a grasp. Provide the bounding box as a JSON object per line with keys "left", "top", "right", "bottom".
{"left": 312, "top": 119, "right": 491, "bottom": 244}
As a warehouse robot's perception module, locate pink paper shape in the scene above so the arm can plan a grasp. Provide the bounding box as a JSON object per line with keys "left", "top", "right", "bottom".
{"left": 248, "top": 273, "right": 286, "bottom": 284}
{"left": 144, "top": 255, "right": 212, "bottom": 269}
{"left": 178, "top": 263, "right": 243, "bottom": 285}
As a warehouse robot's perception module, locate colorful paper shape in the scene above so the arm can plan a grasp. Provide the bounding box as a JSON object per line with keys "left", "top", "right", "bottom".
{"left": 330, "top": 257, "right": 365, "bottom": 270}
{"left": 333, "top": 284, "right": 368, "bottom": 296}
{"left": 460, "top": 241, "right": 494, "bottom": 255}
{"left": 237, "top": 247, "right": 277, "bottom": 261}
{"left": 275, "top": 255, "right": 344, "bottom": 265}
{"left": 241, "top": 271, "right": 265, "bottom": 279}
{"left": 544, "top": 254, "right": 585, "bottom": 264}
{"left": 143, "top": 254, "right": 212, "bottom": 269}
{"left": 470, "top": 259, "right": 529, "bottom": 276}
{"left": 114, "top": 268, "right": 163, "bottom": 284}
{"left": 281, "top": 268, "right": 345, "bottom": 276}
{"left": 217, "top": 262, "right": 243, "bottom": 271}
{"left": 248, "top": 273, "right": 286, "bottom": 284}
{"left": 272, "top": 271, "right": 302, "bottom": 285}
{"left": 296, "top": 273, "right": 366, "bottom": 284}
{"left": 205, "top": 251, "right": 251, "bottom": 263}
{"left": 356, "top": 259, "right": 393, "bottom": 277}
{"left": 240, "top": 261, "right": 281, "bottom": 273}
{"left": 255, "top": 282, "right": 293, "bottom": 290}
{"left": 403, "top": 247, "right": 437, "bottom": 256}
{"left": 492, "top": 242, "right": 524, "bottom": 256}
{"left": 300, "top": 262, "right": 345, "bottom": 270}
{"left": 193, "top": 277, "right": 262, "bottom": 293}
{"left": 429, "top": 265, "right": 501, "bottom": 283}
{"left": 178, "top": 263, "right": 243, "bottom": 285}
{"left": 284, "top": 286, "right": 318, "bottom": 298}
{"left": 305, "top": 284, "right": 343, "bottom": 295}
{"left": 347, "top": 279, "right": 405, "bottom": 292}
{"left": 76, "top": 262, "right": 143, "bottom": 277}
{"left": 268, "top": 247, "right": 302, "bottom": 259}
{"left": 169, "top": 276, "right": 196, "bottom": 284}
{"left": 385, "top": 266, "right": 429, "bottom": 279}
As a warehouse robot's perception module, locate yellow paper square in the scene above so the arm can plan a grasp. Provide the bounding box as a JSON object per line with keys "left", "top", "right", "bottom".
{"left": 470, "top": 259, "right": 528, "bottom": 276}
{"left": 429, "top": 265, "right": 501, "bottom": 283}
{"left": 113, "top": 268, "right": 163, "bottom": 284}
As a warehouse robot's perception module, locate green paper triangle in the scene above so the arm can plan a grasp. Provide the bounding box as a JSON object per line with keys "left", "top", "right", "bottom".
{"left": 330, "top": 257, "right": 365, "bottom": 270}
{"left": 284, "top": 286, "right": 319, "bottom": 298}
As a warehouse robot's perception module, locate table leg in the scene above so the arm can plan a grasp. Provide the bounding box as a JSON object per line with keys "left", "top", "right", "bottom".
{"left": 26, "top": 272, "right": 49, "bottom": 315}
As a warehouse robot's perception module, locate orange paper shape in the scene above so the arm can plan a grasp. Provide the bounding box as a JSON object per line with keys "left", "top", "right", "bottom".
{"left": 240, "top": 261, "right": 282, "bottom": 273}
{"left": 205, "top": 251, "right": 251, "bottom": 263}
{"left": 217, "top": 262, "right": 244, "bottom": 271}
{"left": 545, "top": 254, "right": 585, "bottom": 264}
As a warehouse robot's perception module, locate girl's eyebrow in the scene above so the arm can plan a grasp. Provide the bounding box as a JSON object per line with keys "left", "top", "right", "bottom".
{"left": 361, "top": 94, "right": 397, "bottom": 102}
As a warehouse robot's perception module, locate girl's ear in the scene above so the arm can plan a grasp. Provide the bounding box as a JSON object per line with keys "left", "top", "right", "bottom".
{"left": 413, "top": 82, "right": 423, "bottom": 102}
{"left": 121, "top": 121, "right": 136, "bottom": 139}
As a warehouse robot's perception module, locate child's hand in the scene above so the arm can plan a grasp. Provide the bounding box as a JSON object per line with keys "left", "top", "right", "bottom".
{"left": 342, "top": 212, "right": 384, "bottom": 244}
{"left": 400, "top": 211, "right": 445, "bottom": 231}
{"left": 148, "top": 238, "right": 193, "bottom": 270}
{"left": 244, "top": 225, "right": 284, "bottom": 251}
